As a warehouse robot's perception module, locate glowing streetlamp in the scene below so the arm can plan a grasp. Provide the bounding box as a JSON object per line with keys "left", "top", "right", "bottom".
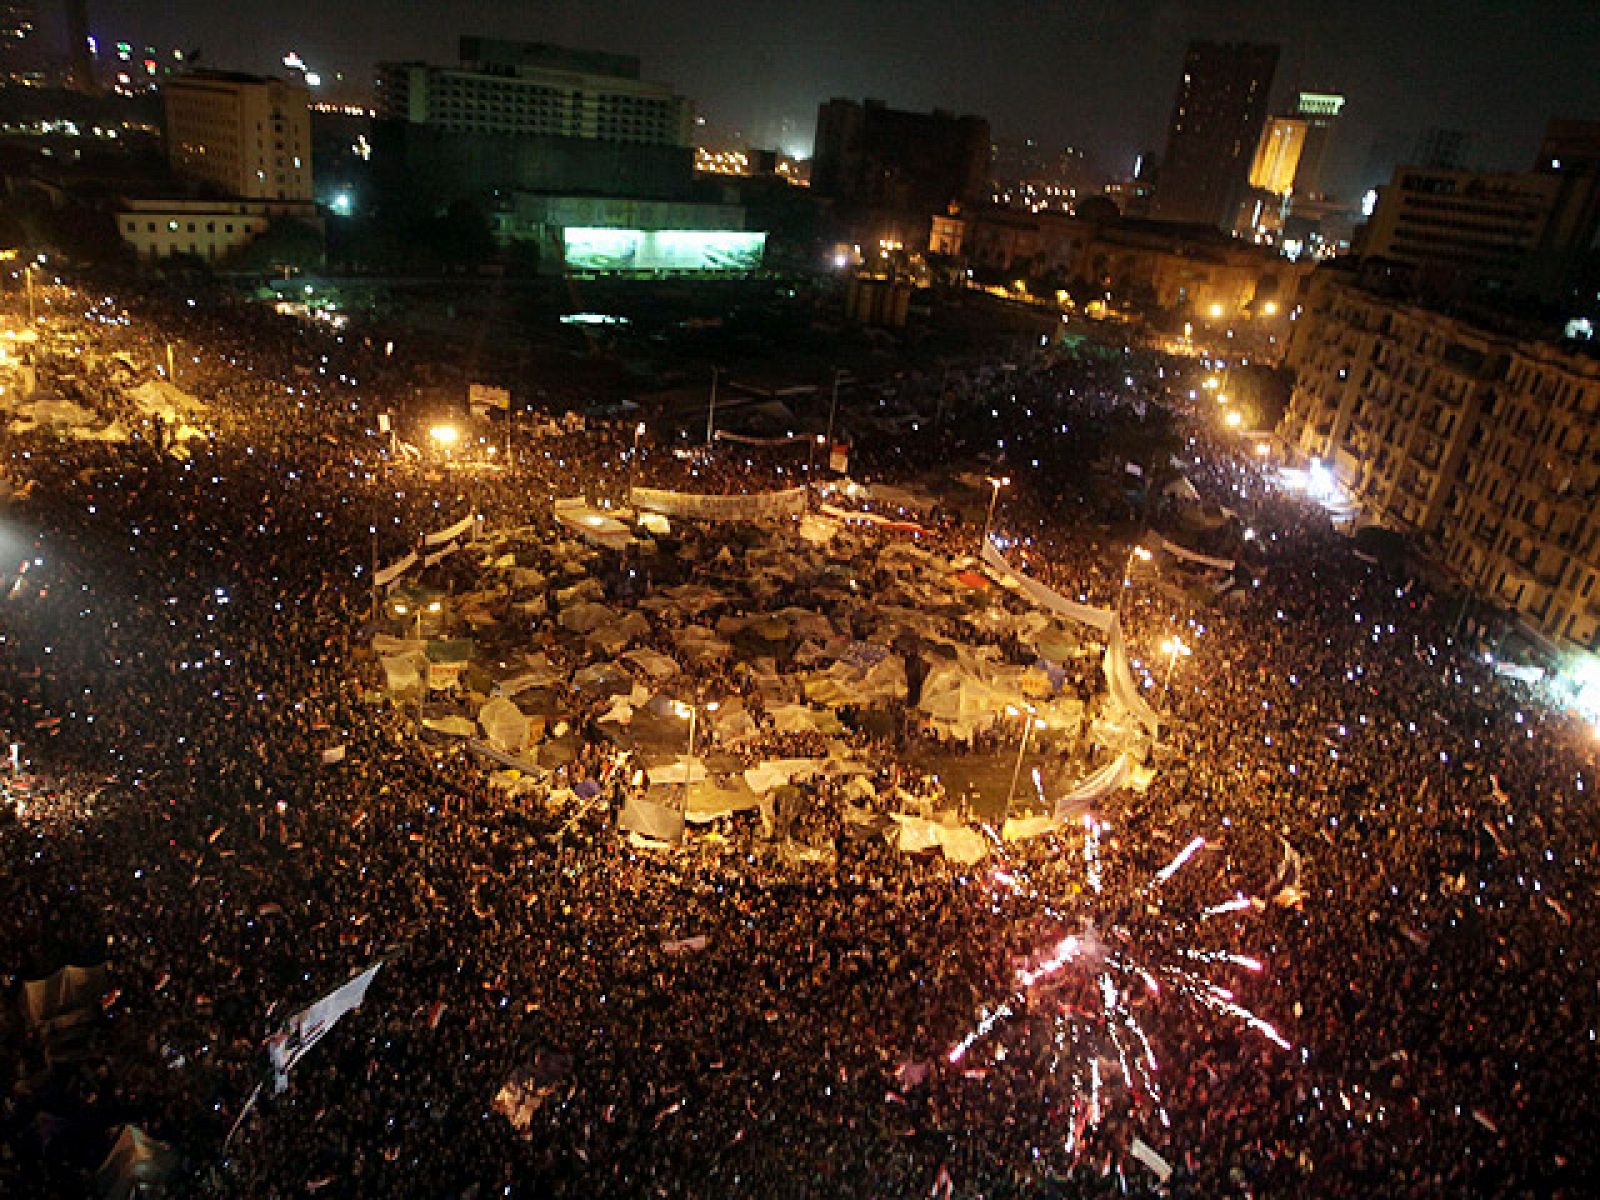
{"left": 393, "top": 598, "right": 441, "bottom": 639}
{"left": 1160, "top": 636, "right": 1192, "bottom": 705}
{"left": 428, "top": 423, "right": 459, "bottom": 453}
{"left": 979, "top": 475, "right": 1010, "bottom": 553}
{"left": 628, "top": 420, "right": 647, "bottom": 499}
{"left": 671, "top": 699, "right": 720, "bottom": 805}
{"left": 1118, "top": 544, "right": 1153, "bottom": 618}
{"left": 1224, "top": 409, "right": 1243, "bottom": 429}
{"left": 1003, "top": 705, "right": 1047, "bottom": 819}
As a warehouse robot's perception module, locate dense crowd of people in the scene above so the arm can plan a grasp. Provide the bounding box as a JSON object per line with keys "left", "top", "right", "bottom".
{"left": 1, "top": 272, "right": 1597, "bottom": 1198}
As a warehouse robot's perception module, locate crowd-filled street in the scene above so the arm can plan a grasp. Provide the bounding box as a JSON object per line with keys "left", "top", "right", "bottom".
{"left": 3, "top": 273, "right": 1598, "bottom": 1199}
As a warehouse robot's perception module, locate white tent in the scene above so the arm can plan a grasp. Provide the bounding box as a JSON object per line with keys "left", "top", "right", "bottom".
{"left": 478, "top": 696, "right": 533, "bottom": 753}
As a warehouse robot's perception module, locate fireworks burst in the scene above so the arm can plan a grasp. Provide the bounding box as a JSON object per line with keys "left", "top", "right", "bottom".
{"left": 947, "top": 816, "right": 1292, "bottom": 1167}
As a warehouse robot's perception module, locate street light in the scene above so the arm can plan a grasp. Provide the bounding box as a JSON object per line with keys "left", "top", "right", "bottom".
{"left": 1118, "top": 544, "right": 1153, "bottom": 618}
{"left": 393, "top": 598, "right": 441, "bottom": 639}
{"left": 671, "top": 699, "right": 719, "bottom": 808}
{"left": 429, "top": 423, "right": 459, "bottom": 451}
{"left": 1224, "top": 409, "right": 1244, "bottom": 429}
{"left": 1003, "top": 704, "right": 1047, "bottom": 820}
{"left": 1159, "top": 636, "right": 1192, "bottom": 705}
{"left": 979, "top": 475, "right": 1010, "bottom": 553}
{"left": 628, "top": 420, "right": 647, "bottom": 500}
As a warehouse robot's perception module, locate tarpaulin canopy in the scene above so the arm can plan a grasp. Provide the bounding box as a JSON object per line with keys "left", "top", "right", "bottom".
{"left": 422, "top": 715, "right": 478, "bottom": 737}
{"left": 478, "top": 696, "right": 533, "bottom": 753}
{"left": 96, "top": 1125, "right": 178, "bottom": 1200}
{"left": 891, "top": 814, "right": 988, "bottom": 864}
{"left": 559, "top": 601, "right": 615, "bottom": 633}
{"left": 554, "top": 497, "right": 634, "bottom": 551}
{"left": 620, "top": 795, "right": 686, "bottom": 843}
{"left": 23, "top": 963, "right": 108, "bottom": 1028}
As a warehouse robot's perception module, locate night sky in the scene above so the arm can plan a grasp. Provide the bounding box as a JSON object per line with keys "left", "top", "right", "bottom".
{"left": 62, "top": 0, "right": 1600, "bottom": 199}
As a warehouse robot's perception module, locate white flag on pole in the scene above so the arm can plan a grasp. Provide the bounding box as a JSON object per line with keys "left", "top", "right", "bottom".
{"left": 267, "top": 963, "right": 382, "bottom": 1092}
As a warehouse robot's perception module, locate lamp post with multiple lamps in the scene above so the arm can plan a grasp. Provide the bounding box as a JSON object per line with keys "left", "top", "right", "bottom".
{"left": 671, "top": 699, "right": 719, "bottom": 809}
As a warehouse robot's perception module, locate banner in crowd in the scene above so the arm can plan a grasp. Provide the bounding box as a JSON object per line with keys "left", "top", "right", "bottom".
{"left": 982, "top": 539, "right": 1161, "bottom": 739}
{"left": 1103, "top": 622, "right": 1164, "bottom": 738}
{"left": 818, "top": 503, "right": 928, "bottom": 536}
{"left": 1493, "top": 661, "right": 1545, "bottom": 684}
{"left": 373, "top": 551, "right": 418, "bottom": 588}
{"left": 829, "top": 443, "right": 849, "bottom": 473}
{"left": 713, "top": 431, "right": 808, "bottom": 447}
{"left": 423, "top": 513, "right": 479, "bottom": 547}
{"left": 320, "top": 745, "right": 346, "bottom": 765}
{"left": 1151, "top": 533, "right": 1235, "bottom": 573}
{"left": 423, "top": 541, "right": 461, "bottom": 568}
{"left": 1053, "top": 752, "right": 1133, "bottom": 818}
{"left": 981, "top": 539, "right": 1116, "bottom": 635}
{"left": 267, "top": 962, "right": 382, "bottom": 1092}
{"left": 1130, "top": 1137, "right": 1173, "bottom": 1183}
{"left": 630, "top": 485, "right": 808, "bottom": 522}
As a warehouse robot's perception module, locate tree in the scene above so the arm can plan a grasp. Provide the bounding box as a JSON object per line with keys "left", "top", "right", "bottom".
{"left": 234, "top": 218, "right": 324, "bottom": 272}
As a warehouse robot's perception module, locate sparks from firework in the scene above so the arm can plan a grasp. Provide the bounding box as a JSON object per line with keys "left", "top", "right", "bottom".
{"left": 951, "top": 822, "right": 1290, "bottom": 1165}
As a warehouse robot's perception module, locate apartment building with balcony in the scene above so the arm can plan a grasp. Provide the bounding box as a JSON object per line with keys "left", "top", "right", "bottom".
{"left": 1439, "top": 343, "right": 1600, "bottom": 648}
{"left": 1281, "top": 267, "right": 1600, "bottom": 652}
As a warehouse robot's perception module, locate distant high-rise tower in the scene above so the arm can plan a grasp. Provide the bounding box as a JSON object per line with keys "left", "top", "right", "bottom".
{"left": 1289, "top": 91, "right": 1343, "bottom": 198}
{"left": 0, "top": 0, "right": 40, "bottom": 85}
{"left": 62, "top": 0, "right": 95, "bottom": 92}
{"left": 1152, "top": 40, "right": 1279, "bottom": 228}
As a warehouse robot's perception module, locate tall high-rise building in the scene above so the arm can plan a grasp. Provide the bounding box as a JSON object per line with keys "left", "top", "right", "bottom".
{"left": 1152, "top": 41, "right": 1279, "bottom": 228}
{"left": 62, "top": 0, "right": 95, "bottom": 92}
{"left": 1527, "top": 120, "right": 1600, "bottom": 300}
{"left": 1289, "top": 91, "right": 1344, "bottom": 198}
{"left": 163, "top": 71, "right": 313, "bottom": 201}
{"left": 812, "top": 97, "right": 990, "bottom": 217}
{"left": 0, "top": 0, "right": 39, "bottom": 85}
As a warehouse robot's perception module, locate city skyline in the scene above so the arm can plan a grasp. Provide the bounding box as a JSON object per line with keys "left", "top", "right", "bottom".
{"left": 25, "top": 0, "right": 1600, "bottom": 199}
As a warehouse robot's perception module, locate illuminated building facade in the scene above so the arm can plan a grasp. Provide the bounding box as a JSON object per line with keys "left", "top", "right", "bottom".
{"left": 377, "top": 38, "right": 692, "bottom": 147}
{"left": 0, "top": 0, "right": 37, "bottom": 85}
{"left": 1248, "top": 117, "right": 1308, "bottom": 197}
{"left": 163, "top": 71, "right": 313, "bottom": 201}
{"left": 116, "top": 198, "right": 314, "bottom": 263}
{"left": 1282, "top": 269, "right": 1600, "bottom": 650}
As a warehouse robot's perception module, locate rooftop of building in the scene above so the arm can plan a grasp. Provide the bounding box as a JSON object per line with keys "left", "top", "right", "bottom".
{"left": 1312, "top": 257, "right": 1600, "bottom": 363}
{"left": 164, "top": 69, "right": 299, "bottom": 89}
